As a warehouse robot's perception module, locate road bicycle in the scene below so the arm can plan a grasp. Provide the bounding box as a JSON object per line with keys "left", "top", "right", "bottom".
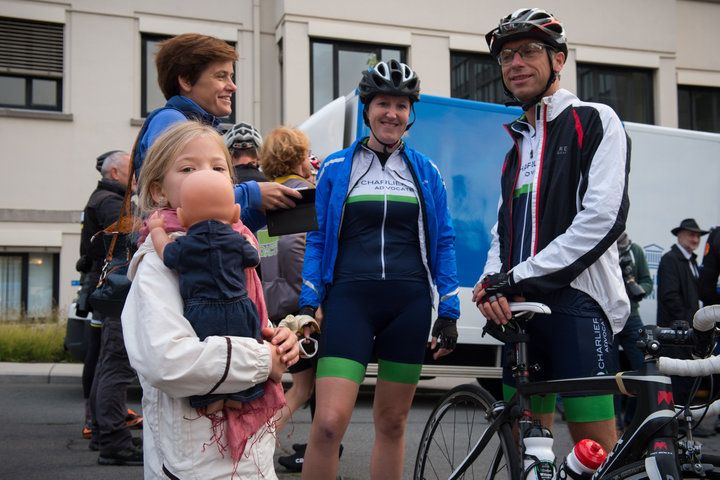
{"left": 414, "top": 302, "right": 720, "bottom": 480}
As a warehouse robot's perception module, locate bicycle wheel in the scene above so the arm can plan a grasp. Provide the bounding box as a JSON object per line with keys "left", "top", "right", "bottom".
{"left": 414, "top": 383, "right": 520, "bottom": 480}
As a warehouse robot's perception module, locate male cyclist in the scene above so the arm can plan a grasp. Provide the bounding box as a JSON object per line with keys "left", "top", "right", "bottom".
{"left": 472, "top": 8, "right": 631, "bottom": 452}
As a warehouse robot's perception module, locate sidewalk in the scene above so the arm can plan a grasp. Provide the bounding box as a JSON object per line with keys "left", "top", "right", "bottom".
{"left": 0, "top": 362, "right": 84, "bottom": 384}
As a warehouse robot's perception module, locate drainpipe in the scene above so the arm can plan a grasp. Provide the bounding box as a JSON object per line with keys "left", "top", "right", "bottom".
{"left": 253, "top": 0, "right": 261, "bottom": 127}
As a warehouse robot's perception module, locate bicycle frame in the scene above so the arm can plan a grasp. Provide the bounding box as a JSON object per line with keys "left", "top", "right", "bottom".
{"left": 448, "top": 321, "right": 694, "bottom": 480}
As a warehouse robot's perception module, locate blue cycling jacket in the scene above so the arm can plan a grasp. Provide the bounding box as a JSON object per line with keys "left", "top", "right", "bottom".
{"left": 300, "top": 138, "right": 460, "bottom": 320}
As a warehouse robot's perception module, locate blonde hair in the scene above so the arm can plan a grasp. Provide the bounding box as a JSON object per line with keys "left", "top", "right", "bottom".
{"left": 137, "top": 121, "right": 233, "bottom": 213}
{"left": 259, "top": 126, "right": 310, "bottom": 179}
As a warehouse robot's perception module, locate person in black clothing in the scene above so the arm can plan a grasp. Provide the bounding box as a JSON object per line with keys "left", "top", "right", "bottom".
{"left": 77, "top": 151, "right": 142, "bottom": 439}
{"left": 700, "top": 226, "right": 720, "bottom": 306}
{"left": 699, "top": 225, "right": 720, "bottom": 433}
{"left": 657, "top": 218, "right": 709, "bottom": 411}
{"left": 224, "top": 122, "right": 269, "bottom": 183}
{"left": 79, "top": 151, "right": 144, "bottom": 465}
{"left": 657, "top": 218, "right": 708, "bottom": 328}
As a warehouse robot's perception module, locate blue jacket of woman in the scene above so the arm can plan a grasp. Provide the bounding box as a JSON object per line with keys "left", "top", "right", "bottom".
{"left": 300, "top": 137, "right": 460, "bottom": 320}
{"left": 133, "top": 95, "right": 264, "bottom": 231}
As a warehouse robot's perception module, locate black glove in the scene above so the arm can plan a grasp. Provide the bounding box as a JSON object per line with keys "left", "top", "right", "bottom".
{"left": 431, "top": 316, "right": 458, "bottom": 350}
{"left": 481, "top": 272, "right": 517, "bottom": 297}
{"left": 298, "top": 305, "right": 316, "bottom": 317}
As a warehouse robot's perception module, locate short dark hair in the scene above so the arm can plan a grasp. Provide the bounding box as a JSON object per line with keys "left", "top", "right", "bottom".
{"left": 155, "top": 33, "right": 238, "bottom": 100}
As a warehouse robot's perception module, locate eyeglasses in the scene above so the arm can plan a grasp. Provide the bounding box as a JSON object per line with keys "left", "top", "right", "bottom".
{"left": 497, "top": 42, "right": 550, "bottom": 66}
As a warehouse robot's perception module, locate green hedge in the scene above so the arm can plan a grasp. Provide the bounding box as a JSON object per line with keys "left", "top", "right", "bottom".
{"left": 0, "top": 320, "right": 75, "bottom": 363}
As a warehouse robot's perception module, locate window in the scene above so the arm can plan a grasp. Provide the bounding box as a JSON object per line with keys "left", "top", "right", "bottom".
{"left": 141, "top": 33, "right": 236, "bottom": 123}
{"left": 0, "top": 17, "right": 63, "bottom": 111}
{"left": 577, "top": 64, "right": 654, "bottom": 124}
{"left": 678, "top": 85, "right": 720, "bottom": 133}
{"left": 450, "top": 52, "right": 505, "bottom": 104}
{"left": 0, "top": 253, "right": 58, "bottom": 320}
{"left": 311, "top": 39, "right": 405, "bottom": 113}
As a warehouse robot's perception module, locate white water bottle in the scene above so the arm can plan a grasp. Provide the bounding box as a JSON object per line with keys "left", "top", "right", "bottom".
{"left": 522, "top": 420, "right": 556, "bottom": 480}
{"left": 557, "top": 439, "right": 607, "bottom": 480}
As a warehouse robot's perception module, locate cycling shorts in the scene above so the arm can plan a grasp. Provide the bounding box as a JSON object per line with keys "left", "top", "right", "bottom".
{"left": 317, "top": 280, "right": 431, "bottom": 384}
{"left": 502, "top": 310, "right": 616, "bottom": 423}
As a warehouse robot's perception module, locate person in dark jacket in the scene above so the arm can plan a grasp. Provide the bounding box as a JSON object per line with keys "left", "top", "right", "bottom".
{"left": 699, "top": 226, "right": 720, "bottom": 306}
{"left": 657, "top": 218, "right": 709, "bottom": 409}
{"left": 699, "top": 226, "right": 720, "bottom": 433}
{"left": 657, "top": 218, "right": 708, "bottom": 328}
{"left": 613, "top": 232, "right": 653, "bottom": 431}
{"left": 79, "top": 151, "right": 144, "bottom": 465}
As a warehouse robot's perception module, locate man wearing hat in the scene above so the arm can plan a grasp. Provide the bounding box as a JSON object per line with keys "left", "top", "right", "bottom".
{"left": 657, "top": 218, "right": 709, "bottom": 328}
{"left": 657, "top": 218, "right": 710, "bottom": 411}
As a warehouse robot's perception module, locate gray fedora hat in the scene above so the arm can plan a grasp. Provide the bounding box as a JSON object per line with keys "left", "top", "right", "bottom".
{"left": 671, "top": 218, "right": 709, "bottom": 236}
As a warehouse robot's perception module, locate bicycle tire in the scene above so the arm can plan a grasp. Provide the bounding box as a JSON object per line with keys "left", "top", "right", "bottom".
{"left": 414, "top": 383, "right": 520, "bottom": 480}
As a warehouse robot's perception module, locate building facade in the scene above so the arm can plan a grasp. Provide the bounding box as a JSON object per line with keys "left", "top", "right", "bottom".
{"left": 1, "top": 0, "right": 719, "bottom": 316}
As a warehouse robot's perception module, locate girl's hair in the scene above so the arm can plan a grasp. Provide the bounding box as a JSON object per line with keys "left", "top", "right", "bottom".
{"left": 137, "top": 121, "right": 233, "bottom": 213}
{"left": 155, "top": 33, "right": 238, "bottom": 100}
{"left": 259, "top": 127, "right": 310, "bottom": 179}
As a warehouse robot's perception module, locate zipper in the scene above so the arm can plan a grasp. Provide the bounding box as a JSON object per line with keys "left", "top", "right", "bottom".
{"left": 380, "top": 164, "right": 387, "bottom": 279}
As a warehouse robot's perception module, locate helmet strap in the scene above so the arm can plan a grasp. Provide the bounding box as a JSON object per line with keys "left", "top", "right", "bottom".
{"left": 363, "top": 103, "right": 412, "bottom": 154}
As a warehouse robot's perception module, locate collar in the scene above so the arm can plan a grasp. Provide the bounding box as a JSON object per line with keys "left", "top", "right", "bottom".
{"left": 165, "top": 95, "right": 221, "bottom": 129}
{"left": 675, "top": 241, "right": 695, "bottom": 260}
{"left": 510, "top": 89, "right": 577, "bottom": 128}
{"left": 274, "top": 174, "right": 307, "bottom": 184}
{"left": 97, "top": 178, "right": 127, "bottom": 196}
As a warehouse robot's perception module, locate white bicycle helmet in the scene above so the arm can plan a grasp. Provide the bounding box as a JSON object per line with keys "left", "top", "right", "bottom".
{"left": 224, "top": 122, "right": 263, "bottom": 151}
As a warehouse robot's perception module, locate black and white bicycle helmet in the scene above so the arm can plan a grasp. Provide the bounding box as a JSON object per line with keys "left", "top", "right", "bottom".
{"left": 358, "top": 60, "right": 420, "bottom": 105}
{"left": 486, "top": 8, "right": 567, "bottom": 110}
{"left": 485, "top": 8, "right": 567, "bottom": 58}
{"left": 224, "top": 122, "right": 263, "bottom": 151}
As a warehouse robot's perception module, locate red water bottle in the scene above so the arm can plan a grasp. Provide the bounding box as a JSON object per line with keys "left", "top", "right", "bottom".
{"left": 557, "top": 439, "right": 606, "bottom": 480}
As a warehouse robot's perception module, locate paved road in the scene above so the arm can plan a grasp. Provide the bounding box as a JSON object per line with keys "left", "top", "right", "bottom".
{"left": 1, "top": 365, "right": 718, "bottom": 479}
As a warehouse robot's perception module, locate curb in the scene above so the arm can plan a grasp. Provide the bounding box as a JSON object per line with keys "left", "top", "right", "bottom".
{"left": 0, "top": 362, "right": 82, "bottom": 384}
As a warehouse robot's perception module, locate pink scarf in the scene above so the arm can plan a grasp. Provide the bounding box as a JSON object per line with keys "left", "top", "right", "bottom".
{"left": 140, "top": 209, "right": 286, "bottom": 462}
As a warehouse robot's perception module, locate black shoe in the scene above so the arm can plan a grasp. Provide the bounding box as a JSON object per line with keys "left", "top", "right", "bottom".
{"left": 98, "top": 444, "right": 143, "bottom": 466}
{"left": 278, "top": 450, "right": 304, "bottom": 472}
{"left": 91, "top": 436, "right": 141, "bottom": 452}
{"left": 292, "top": 443, "right": 307, "bottom": 453}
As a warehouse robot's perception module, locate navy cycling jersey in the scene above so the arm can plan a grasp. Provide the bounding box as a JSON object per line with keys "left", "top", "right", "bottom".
{"left": 334, "top": 163, "right": 426, "bottom": 283}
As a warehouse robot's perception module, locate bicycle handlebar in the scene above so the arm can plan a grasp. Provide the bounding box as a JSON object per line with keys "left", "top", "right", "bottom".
{"left": 659, "top": 354, "right": 720, "bottom": 376}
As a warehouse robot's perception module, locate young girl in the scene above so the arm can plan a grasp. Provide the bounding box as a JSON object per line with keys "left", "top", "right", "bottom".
{"left": 122, "top": 121, "right": 299, "bottom": 480}
{"left": 147, "top": 169, "right": 267, "bottom": 414}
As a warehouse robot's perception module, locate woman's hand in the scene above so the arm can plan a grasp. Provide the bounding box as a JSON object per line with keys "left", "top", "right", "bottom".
{"left": 262, "top": 326, "right": 299, "bottom": 367}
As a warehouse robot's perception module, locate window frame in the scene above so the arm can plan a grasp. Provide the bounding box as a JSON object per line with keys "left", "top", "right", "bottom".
{"left": 678, "top": 84, "right": 720, "bottom": 133}
{"left": 449, "top": 51, "right": 505, "bottom": 104}
{"left": 0, "top": 252, "right": 59, "bottom": 320}
{"left": 309, "top": 38, "right": 406, "bottom": 113}
{"left": 576, "top": 62, "right": 655, "bottom": 124}
{"left": 0, "top": 16, "right": 64, "bottom": 111}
